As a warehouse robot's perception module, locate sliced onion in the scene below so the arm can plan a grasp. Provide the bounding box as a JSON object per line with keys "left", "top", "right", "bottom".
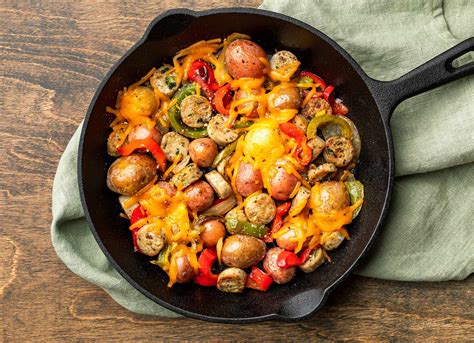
{"left": 320, "top": 115, "right": 361, "bottom": 160}
{"left": 172, "top": 154, "right": 191, "bottom": 174}
{"left": 201, "top": 195, "right": 237, "bottom": 216}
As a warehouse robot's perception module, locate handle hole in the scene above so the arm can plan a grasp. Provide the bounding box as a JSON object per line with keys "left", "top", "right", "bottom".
{"left": 450, "top": 51, "right": 474, "bottom": 69}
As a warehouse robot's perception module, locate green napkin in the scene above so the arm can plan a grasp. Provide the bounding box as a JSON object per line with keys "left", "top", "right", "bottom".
{"left": 51, "top": 0, "right": 474, "bottom": 316}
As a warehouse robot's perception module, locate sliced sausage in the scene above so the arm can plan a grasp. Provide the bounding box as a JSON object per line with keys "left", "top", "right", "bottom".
{"left": 217, "top": 268, "right": 247, "bottom": 293}
{"left": 107, "top": 126, "right": 126, "bottom": 157}
{"left": 207, "top": 115, "right": 239, "bottom": 146}
{"left": 205, "top": 170, "right": 233, "bottom": 199}
{"left": 180, "top": 94, "right": 212, "bottom": 128}
{"left": 183, "top": 180, "right": 214, "bottom": 212}
{"left": 289, "top": 186, "right": 311, "bottom": 216}
{"left": 225, "top": 39, "right": 268, "bottom": 79}
{"left": 189, "top": 138, "right": 218, "bottom": 167}
{"left": 161, "top": 131, "right": 189, "bottom": 162}
{"left": 236, "top": 162, "right": 263, "bottom": 197}
{"left": 269, "top": 165, "right": 298, "bottom": 201}
{"left": 299, "top": 248, "right": 325, "bottom": 273}
{"left": 136, "top": 224, "right": 165, "bottom": 256}
{"left": 150, "top": 65, "right": 179, "bottom": 97}
{"left": 322, "top": 231, "right": 345, "bottom": 251}
{"left": 270, "top": 50, "right": 299, "bottom": 73}
{"left": 170, "top": 163, "right": 203, "bottom": 189}
{"left": 244, "top": 193, "right": 276, "bottom": 225}
{"left": 221, "top": 235, "right": 266, "bottom": 269}
{"left": 156, "top": 181, "right": 177, "bottom": 196}
{"left": 263, "top": 247, "right": 296, "bottom": 284}
{"left": 291, "top": 115, "right": 307, "bottom": 134}
{"left": 323, "top": 135, "right": 354, "bottom": 167}
{"left": 307, "top": 163, "right": 337, "bottom": 184}
{"left": 307, "top": 136, "right": 325, "bottom": 161}
{"left": 106, "top": 154, "right": 157, "bottom": 196}
{"left": 302, "top": 97, "right": 332, "bottom": 118}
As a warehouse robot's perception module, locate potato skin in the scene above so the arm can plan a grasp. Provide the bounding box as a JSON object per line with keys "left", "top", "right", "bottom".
{"left": 200, "top": 220, "right": 226, "bottom": 247}
{"left": 271, "top": 86, "right": 302, "bottom": 110}
{"left": 225, "top": 39, "right": 268, "bottom": 79}
{"left": 175, "top": 255, "right": 197, "bottom": 284}
{"left": 311, "top": 181, "right": 350, "bottom": 213}
{"left": 189, "top": 138, "right": 218, "bottom": 168}
{"left": 221, "top": 235, "right": 266, "bottom": 269}
{"left": 236, "top": 162, "right": 263, "bottom": 197}
{"left": 128, "top": 124, "right": 162, "bottom": 144}
{"left": 183, "top": 180, "right": 215, "bottom": 212}
{"left": 106, "top": 154, "right": 157, "bottom": 195}
{"left": 263, "top": 247, "right": 296, "bottom": 284}
{"left": 156, "top": 181, "right": 176, "bottom": 196}
{"left": 275, "top": 227, "right": 299, "bottom": 251}
{"left": 269, "top": 166, "right": 298, "bottom": 201}
{"left": 234, "top": 88, "right": 261, "bottom": 118}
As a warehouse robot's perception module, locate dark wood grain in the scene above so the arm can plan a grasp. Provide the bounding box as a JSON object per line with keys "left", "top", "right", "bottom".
{"left": 0, "top": 1, "right": 472, "bottom": 341}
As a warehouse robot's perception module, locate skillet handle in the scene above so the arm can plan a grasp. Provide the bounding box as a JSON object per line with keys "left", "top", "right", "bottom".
{"left": 368, "top": 37, "right": 473, "bottom": 120}
{"left": 275, "top": 288, "right": 326, "bottom": 321}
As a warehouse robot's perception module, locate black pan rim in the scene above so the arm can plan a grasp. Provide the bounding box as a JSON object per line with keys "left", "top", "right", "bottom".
{"left": 78, "top": 7, "right": 395, "bottom": 323}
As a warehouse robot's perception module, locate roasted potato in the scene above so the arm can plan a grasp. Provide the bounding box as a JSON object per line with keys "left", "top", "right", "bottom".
{"left": 310, "top": 181, "right": 350, "bottom": 213}
{"left": 225, "top": 39, "right": 268, "bottom": 79}
{"left": 234, "top": 88, "right": 261, "bottom": 118}
{"left": 120, "top": 86, "right": 157, "bottom": 120}
{"left": 269, "top": 165, "right": 298, "bottom": 201}
{"left": 189, "top": 138, "right": 218, "bottom": 168}
{"left": 175, "top": 255, "right": 197, "bottom": 283}
{"left": 270, "top": 86, "right": 302, "bottom": 110}
{"left": 221, "top": 234, "right": 266, "bottom": 269}
{"left": 183, "top": 180, "right": 215, "bottom": 212}
{"left": 106, "top": 154, "right": 157, "bottom": 196}
{"left": 263, "top": 247, "right": 296, "bottom": 284}
{"left": 235, "top": 162, "right": 263, "bottom": 197}
{"left": 200, "top": 219, "right": 226, "bottom": 247}
{"left": 128, "top": 124, "right": 162, "bottom": 144}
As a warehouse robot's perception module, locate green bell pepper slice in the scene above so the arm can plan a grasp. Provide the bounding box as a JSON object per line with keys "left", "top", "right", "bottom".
{"left": 225, "top": 218, "right": 268, "bottom": 238}
{"left": 211, "top": 140, "right": 238, "bottom": 168}
{"left": 345, "top": 180, "right": 364, "bottom": 218}
{"left": 307, "top": 114, "right": 352, "bottom": 140}
{"left": 168, "top": 83, "right": 208, "bottom": 139}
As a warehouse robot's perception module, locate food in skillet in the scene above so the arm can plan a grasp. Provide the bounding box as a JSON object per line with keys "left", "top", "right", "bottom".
{"left": 105, "top": 34, "right": 364, "bottom": 292}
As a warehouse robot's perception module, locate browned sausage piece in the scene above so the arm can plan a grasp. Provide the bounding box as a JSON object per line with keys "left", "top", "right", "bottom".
{"left": 183, "top": 180, "right": 215, "bottom": 212}
{"left": 302, "top": 97, "right": 332, "bottom": 118}
{"left": 323, "top": 136, "right": 355, "bottom": 167}
{"left": 225, "top": 39, "right": 268, "bottom": 79}
{"left": 216, "top": 268, "right": 247, "bottom": 293}
{"left": 263, "top": 247, "right": 296, "bottom": 284}
{"left": 189, "top": 138, "right": 218, "bottom": 168}
{"left": 244, "top": 193, "right": 276, "bottom": 225}
{"left": 136, "top": 224, "right": 165, "bottom": 256}
{"left": 269, "top": 165, "right": 298, "bottom": 201}
{"left": 106, "top": 154, "right": 157, "bottom": 196}
{"left": 236, "top": 162, "right": 263, "bottom": 197}
{"left": 221, "top": 235, "right": 266, "bottom": 269}
{"left": 299, "top": 248, "right": 325, "bottom": 273}
{"left": 270, "top": 50, "right": 299, "bottom": 73}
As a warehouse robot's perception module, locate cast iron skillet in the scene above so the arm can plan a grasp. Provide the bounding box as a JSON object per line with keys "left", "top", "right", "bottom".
{"left": 78, "top": 8, "right": 473, "bottom": 323}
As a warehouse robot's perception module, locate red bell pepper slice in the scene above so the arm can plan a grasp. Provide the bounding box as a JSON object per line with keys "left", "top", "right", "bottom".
{"left": 300, "top": 71, "right": 327, "bottom": 90}
{"left": 188, "top": 60, "right": 219, "bottom": 100}
{"left": 118, "top": 137, "right": 167, "bottom": 172}
{"left": 130, "top": 205, "right": 146, "bottom": 252}
{"left": 194, "top": 248, "right": 219, "bottom": 286}
{"left": 264, "top": 201, "right": 291, "bottom": 243}
{"left": 246, "top": 266, "right": 273, "bottom": 291}
{"left": 323, "top": 84, "right": 335, "bottom": 103}
{"left": 277, "top": 248, "right": 315, "bottom": 269}
{"left": 212, "top": 84, "right": 232, "bottom": 115}
{"left": 279, "top": 123, "right": 312, "bottom": 166}
{"left": 332, "top": 101, "right": 349, "bottom": 115}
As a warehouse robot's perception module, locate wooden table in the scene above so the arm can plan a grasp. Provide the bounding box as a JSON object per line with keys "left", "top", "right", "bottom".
{"left": 1, "top": 1, "right": 472, "bottom": 341}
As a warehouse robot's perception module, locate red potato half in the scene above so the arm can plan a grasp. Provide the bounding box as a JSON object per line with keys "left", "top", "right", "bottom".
{"left": 225, "top": 39, "right": 268, "bottom": 79}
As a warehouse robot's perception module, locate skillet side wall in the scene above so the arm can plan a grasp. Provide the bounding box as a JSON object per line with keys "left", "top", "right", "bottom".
{"left": 80, "top": 10, "right": 391, "bottom": 321}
